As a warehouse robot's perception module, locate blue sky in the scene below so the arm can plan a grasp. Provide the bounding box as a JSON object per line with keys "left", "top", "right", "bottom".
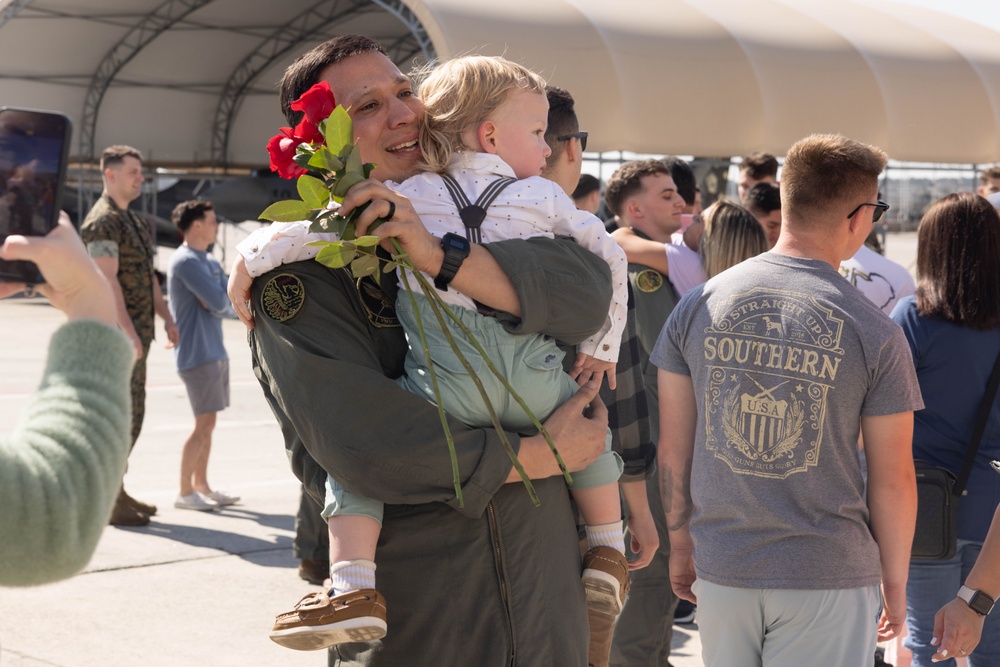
{"left": 887, "top": 0, "right": 1000, "bottom": 32}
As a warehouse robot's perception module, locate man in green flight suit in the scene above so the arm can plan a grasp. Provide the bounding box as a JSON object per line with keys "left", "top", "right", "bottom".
{"left": 605, "top": 159, "right": 686, "bottom": 666}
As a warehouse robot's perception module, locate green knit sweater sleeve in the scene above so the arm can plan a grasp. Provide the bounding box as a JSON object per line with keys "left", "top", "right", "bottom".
{"left": 0, "top": 319, "right": 134, "bottom": 587}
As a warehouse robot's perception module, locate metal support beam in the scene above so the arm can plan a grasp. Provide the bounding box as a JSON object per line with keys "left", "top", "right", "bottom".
{"left": 209, "top": 0, "right": 438, "bottom": 172}
{"left": 0, "top": 0, "right": 34, "bottom": 32}
{"left": 370, "top": 0, "right": 435, "bottom": 64}
{"left": 209, "top": 0, "right": 379, "bottom": 173}
{"left": 79, "top": 0, "right": 215, "bottom": 172}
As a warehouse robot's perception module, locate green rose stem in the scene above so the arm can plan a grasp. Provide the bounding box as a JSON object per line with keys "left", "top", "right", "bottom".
{"left": 302, "top": 220, "right": 540, "bottom": 506}
{"left": 388, "top": 241, "right": 573, "bottom": 486}
{"left": 394, "top": 249, "right": 537, "bottom": 508}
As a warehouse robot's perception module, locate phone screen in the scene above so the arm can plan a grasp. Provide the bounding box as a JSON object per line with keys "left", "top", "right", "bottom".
{"left": 0, "top": 107, "right": 72, "bottom": 282}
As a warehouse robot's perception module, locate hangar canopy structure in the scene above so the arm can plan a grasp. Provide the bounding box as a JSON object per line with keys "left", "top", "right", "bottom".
{"left": 1, "top": 0, "right": 999, "bottom": 172}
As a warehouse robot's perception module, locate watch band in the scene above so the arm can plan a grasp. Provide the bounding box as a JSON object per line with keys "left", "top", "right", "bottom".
{"left": 958, "top": 585, "right": 996, "bottom": 616}
{"left": 434, "top": 232, "right": 470, "bottom": 292}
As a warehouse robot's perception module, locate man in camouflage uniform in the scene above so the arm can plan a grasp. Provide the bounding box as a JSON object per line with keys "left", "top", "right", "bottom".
{"left": 81, "top": 145, "right": 178, "bottom": 526}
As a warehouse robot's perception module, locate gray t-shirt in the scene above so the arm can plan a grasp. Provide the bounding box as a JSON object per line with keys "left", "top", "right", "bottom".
{"left": 652, "top": 252, "right": 922, "bottom": 590}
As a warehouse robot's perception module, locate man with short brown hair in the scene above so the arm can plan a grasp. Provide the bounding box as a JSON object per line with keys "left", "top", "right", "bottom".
{"left": 742, "top": 181, "right": 782, "bottom": 248}
{"left": 231, "top": 35, "right": 613, "bottom": 666}
{"left": 167, "top": 200, "right": 237, "bottom": 512}
{"left": 978, "top": 165, "right": 1000, "bottom": 197}
{"left": 655, "top": 133, "right": 922, "bottom": 666}
{"left": 82, "top": 144, "right": 178, "bottom": 526}
{"left": 737, "top": 150, "right": 779, "bottom": 200}
{"left": 605, "top": 159, "right": 687, "bottom": 666}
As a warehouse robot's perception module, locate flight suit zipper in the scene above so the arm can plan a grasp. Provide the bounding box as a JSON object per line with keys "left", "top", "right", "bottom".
{"left": 487, "top": 500, "right": 517, "bottom": 665}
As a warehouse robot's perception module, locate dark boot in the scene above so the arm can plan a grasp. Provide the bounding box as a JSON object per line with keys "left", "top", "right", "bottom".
{"left": 109, "top": 491, "right": 150, "bottom": 526}
{"left": 121, "top": 488, "right": 157, "bottom": 516}
{"left": 298, "top": 559, "right": 330, "bottom": 586}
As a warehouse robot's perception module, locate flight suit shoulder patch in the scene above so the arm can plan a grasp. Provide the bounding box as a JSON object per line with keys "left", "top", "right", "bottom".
{"left": 261, "top": 273, "right": 305, "bottom": 323}
{"left": 635, "top": 269, "right": 664, "bottom": 293}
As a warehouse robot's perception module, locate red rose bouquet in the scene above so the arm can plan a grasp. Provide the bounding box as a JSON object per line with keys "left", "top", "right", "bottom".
{"left": 260, "top": 83, "right": 570, "bottom": 506}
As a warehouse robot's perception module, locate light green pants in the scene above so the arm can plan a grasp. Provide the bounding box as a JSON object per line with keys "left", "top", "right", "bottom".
{"left": 322, "top": 293, "right": 621, "bottom": 521}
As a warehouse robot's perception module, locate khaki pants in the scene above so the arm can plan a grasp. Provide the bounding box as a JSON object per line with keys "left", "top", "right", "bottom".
{"left": 694, "top": 579, "right": 881, "bottom": 667}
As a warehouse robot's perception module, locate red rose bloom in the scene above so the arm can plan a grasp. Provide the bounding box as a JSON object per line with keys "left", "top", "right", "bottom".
{"left": 267, "top": 127, "right": 306, "bottom": 180}
{"left": 294, "top": 118, "right": 324, "bottom": 145}
{"left": 291, "top": 81, "right": 336, "bottom": 127}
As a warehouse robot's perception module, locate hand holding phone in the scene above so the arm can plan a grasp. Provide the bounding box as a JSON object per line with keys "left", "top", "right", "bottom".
{"left": 0, "top": 212, "right": 117, "bottom": 325}
{"left": 0, "top": 107, "right": 72, "bottom": 283}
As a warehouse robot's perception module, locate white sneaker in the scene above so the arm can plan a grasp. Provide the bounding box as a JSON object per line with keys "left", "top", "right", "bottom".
{"left": 174, "top": 492, "right": 220, "bottom": 511}
{"left": 203, "top": 489, "right": 240, "bottom": 506}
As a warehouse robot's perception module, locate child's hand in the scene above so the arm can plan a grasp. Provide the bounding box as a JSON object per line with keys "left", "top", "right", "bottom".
{"left": 570, "top": 353, "right": 617, "bottom": 391}
{"left": 227, "top": 256, "right": 255, "bottom": 329}
{"left": 626, "top": 504, "right": 660, "bottom": 570}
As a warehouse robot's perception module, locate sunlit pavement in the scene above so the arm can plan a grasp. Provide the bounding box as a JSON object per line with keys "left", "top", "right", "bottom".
{"left": 0, "top": 233, "right": 917, "bottom": 667}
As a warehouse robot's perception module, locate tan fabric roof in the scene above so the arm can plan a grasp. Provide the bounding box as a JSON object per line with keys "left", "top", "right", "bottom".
{"left": 2, "top": 0, "right": 998, "bottom": 168}
{"left": 409, "top": 0, "right": 1000, "bottom": 163}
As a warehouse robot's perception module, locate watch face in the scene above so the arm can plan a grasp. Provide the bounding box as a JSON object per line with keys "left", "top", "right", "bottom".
{"left": 971, "top": 591, "right": 995, "bottom": 615}
{"left": 442, "top": 232, "right": 470, "bottom": 254}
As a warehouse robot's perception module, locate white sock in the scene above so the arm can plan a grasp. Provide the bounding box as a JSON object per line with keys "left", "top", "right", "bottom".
{"left": 328, "top": 559, "right": 377, "bottom": 597}
{"left": 586, "top": 521, "right": 626, "bottom": 554}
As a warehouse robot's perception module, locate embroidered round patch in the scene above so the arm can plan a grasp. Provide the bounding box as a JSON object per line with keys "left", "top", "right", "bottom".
{"left": 356, "top": 277, "right": 400, "bottom": 329}
{"left": 261, "top": 273, "right": 305, "bottom": 322}
{"left": 635, "top": 269, "right": 664, "bottom": 293}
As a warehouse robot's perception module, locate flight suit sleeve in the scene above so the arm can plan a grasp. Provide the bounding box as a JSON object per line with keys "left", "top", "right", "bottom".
{"left": 485, "top": 235, "right": 613, "bottom": 345}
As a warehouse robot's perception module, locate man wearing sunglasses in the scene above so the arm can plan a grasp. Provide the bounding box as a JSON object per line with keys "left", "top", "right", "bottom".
{"left": 653, "top": 133, "right": 922, "bottom": 667}
{"left": 542, "top": 85, "right": 663, "bottom": 667}
{"left": 839, "top": 194, "right": 915, "bottom": 315}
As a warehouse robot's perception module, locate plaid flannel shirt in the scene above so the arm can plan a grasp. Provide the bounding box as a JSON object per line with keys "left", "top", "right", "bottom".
{"left": 561, "top": 282, "right": 655, "bottom": 484}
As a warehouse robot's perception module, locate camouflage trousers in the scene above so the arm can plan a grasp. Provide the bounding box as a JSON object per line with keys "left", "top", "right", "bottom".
{"left": 128, "top": 341, "right": 150, "bottom": 450}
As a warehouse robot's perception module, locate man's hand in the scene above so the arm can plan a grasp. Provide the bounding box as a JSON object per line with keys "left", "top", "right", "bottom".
{"left": 570, "top": 352, "right": 617, "bottom": 390}
{"left": 508, "top": 378, "right": 608, "bottom": 482}
{"left": 339, "top": 179, "right": 442, "bottom": 275}
{"left": 164, "top": 320, "right": 179, "bottom": 348}
{"left": 625, "top": 503, "right": 659, "bottom": 570}
{"left": 668, "top": 544, "right": 697, "bottom": 603}
{"left": 227, "top": 255, "right": 254, "bottom": 329}
{"left": 876, "top": 582, "right": 907, "bottom": 642}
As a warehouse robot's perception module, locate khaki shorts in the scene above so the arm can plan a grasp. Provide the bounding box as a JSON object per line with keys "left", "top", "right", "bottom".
{"left": 179, "top": 359, "right": 230, "bottom": 415}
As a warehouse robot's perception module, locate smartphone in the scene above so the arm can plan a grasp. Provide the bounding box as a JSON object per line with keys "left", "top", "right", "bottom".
{"left": 0, "top": 106, "right": 72, "bottom": 282}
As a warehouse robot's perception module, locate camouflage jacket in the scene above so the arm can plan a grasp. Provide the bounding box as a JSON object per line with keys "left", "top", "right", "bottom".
{"left": 80, "top": 193, "right": 156, "bottom": 344}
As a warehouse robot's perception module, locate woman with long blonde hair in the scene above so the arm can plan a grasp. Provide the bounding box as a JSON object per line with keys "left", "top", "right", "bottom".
{"left": 699, "top": 200, "right": 769, "bottom": 279}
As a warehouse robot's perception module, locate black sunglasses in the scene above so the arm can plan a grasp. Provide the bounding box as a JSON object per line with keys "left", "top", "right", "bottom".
{"left": 556, "top": 131, "right": 588, "bottom": 152}
{"left": 847, "top": 200, "right": 890, "bottom": 223}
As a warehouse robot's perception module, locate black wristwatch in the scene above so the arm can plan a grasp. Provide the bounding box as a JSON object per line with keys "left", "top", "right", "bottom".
{"left": 434, "top": 232, "right": 471, "bottom": 291}
{"left": 958, "top": 585, "right": 996, "bottom": 616}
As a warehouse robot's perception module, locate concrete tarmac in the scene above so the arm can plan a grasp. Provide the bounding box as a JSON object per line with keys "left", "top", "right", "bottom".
{"left": 0, "top": 233, "right": 918, "bottom": 667}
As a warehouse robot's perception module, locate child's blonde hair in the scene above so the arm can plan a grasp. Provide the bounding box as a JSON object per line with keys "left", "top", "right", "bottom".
{"left": 416, "top": 56, "right": 547, "bottom": 174}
